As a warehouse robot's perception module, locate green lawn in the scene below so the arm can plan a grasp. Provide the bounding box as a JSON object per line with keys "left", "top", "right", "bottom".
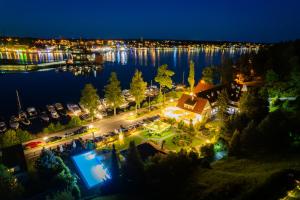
{"left": 141, "top": 129, "right": 174, "bottom": 139}
{"left": 113, "top": 134, "right": 144, "bottom": 151}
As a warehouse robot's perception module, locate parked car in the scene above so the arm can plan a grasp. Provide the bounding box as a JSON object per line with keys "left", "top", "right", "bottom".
{"left": 24, "top": 141, "right": 44, "bottom": 149}
{"left": 80, "top": 113, "right": 90, "bottom": 120}
{"left": 63, "top": 132, "right": 74, "bottom": 138}
{"left": 45, "top": 136, "right": 62, "bottom": 143}
{"left": 74, "top": 126, "right": 88, "bottom": 135}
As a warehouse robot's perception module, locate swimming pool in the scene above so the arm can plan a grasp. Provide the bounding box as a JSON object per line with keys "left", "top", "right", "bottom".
{"left": 72, "top": 151, "right": 110, "bottom": 188}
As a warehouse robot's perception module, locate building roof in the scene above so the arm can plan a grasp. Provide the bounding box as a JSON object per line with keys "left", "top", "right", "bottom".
{"left": 193, "top": 80, "right": 214, "bottom": 94}
{"left": 120, "top": 142, "right": 166, "bottom": 161}
{"left": 177, "top": 94, "right": 208, "bottom": 114}
{"left": 197, "top": 81, "right": 243, "bottom": 104}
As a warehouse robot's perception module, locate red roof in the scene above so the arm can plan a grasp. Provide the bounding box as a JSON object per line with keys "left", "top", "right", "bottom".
{"left": 194, "top": 80, "right": 214, "bottom": 94}
{"left": 177, "top": 94, "right": 208, "bottom": 114}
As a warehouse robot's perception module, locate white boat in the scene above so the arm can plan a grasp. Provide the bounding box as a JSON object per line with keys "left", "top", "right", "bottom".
{"left": 0, "top": 121, "right": 7, "bottom": 133}
{"left": 54, "top": 103, "right": 64, "bottom": 111}
{"left": 9, "top": 117, "right": 19, "bottom": 129}
{"left": 27, "top": 107, "right": 38, "bottom": 118}
{"left": 46, "top": 104, "right": 56, "bottom": 112}
{"left": 67, "top": 104, "right": 81, "bottom": 115}
{"left": 50, "top": 110, "right": 60, "bottom": 119}
{"left": 40, "top": 111, "right": 50, "bottom": 122}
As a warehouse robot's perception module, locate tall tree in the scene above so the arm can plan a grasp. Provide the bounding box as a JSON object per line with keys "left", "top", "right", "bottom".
{"left": 104, "top": 72, "right": 123, "bottom": 116}
{"left": 215, "top": 89, "right": 229, "bottom": 122}
{"left": 0, "top": 129, "right": 32, "bottom": 149}
{"left": 80, "top": 83, "right": 100, "bottom": 121}
{"left": 202, "top": 67, "right": 214, "bottom": 84}
{"left": 155, "top": 64, "right": 174, "bottom": 105}
{"left": 130, "top": 70, "right": 147, "bottom": 113}
{"left": 239, "top": 91, "right": 268, "bottom": 120}
{"left": 0, "top": 164, "right": 23, "bottom": 200}
{"left": 122, "top": 141, "right": 144, "bottom": 190}
{"left": 220, "top": 58, "right": 234, "bottom": 84}
{"left": 188, "top": 60, "right": 195, "bottom": 93}
{"left": 109, "top": 144, "right": 120, "bottom": 190}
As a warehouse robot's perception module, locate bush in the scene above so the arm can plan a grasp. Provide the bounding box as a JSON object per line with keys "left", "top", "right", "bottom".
{"left": 200, "top": 144, "right": 215, "bottom": 160}
{"left": 66, "top": 116, "right": 82, "bottom": 128}
{"left": 178, "top": 120, "right": 185, "bottom": 129}
{"left": 43, "top": 122, "right": 65, "bottom": 133}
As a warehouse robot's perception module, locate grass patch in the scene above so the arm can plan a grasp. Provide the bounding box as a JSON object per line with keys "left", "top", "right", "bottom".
{"left": 141, "top": 129, "right": 174, "bottom": 139}
{"left": 185, "top": 155, "right": 300, "bottom": 200}
{"left": 113, "top": 134, "right": 144, "bottom": 151}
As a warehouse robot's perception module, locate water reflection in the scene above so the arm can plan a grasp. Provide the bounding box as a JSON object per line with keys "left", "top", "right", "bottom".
{"left": 0, "top": 51, "right": 70, "bottom": 65}
{"left": 102, "top": 47, "right": 253, "bottom": 67}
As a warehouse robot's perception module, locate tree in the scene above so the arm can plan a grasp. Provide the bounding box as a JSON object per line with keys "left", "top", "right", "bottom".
{"left": 16, "top": 129, "right": 32, "bottom": 143}
{"left": 202, "top": 67, "right": 214, "bottom": 84}
{"left": 0, "top": 129, "right": 33, "bottom": 148}
{"left": 239, "top": 120, "right": 260, "bottom": 152}
{"left": 104, "top": 72, "right": 123, "bottom": 116}
{"left": 265, "top": 69, "right": 279, "bottom": 85}
{"left": 80, "top": 83, "right": 100, "bottom": 121}
{"left": 215, "top": 89, "right": 229, "bottom": 122}
{"left": 130, "top": 70, "right": 147, "bottom": 113}
{"left": 122, "top": 141, "right": 144, "bottom": 190}
{"left": 188, "top": 60, "right": 195, "bottom": 93}
{"left": 109, "top": 144, "right": 120, "bottom": 191}
{"left": 0, "top": 164, "right": 23, "bottom": 200}
{"left": 155, "top": 64, "right": 174, "bottom": 105}
{"left": 66, "top": 116, "right": 82, "bottom": 128}
{"left": 220, "top": 58, "right": 234, "bottom": 84}
{"left": 0, "top": 130, "right": 18, "bottom": 148}
{"left": 35, "top": 149, "right": 80, "bottom": 198}
{"left": 228, "top": 130, "right": 241, "bottom": 156}
{"left": 239, "top": 91, "right": 268, "bottom": 120}
{"left": 200, "top": 144, "right": 214, "bottom": 161}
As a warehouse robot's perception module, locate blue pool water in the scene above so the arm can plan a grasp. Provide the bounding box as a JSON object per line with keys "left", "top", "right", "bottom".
{"left": 72, "top": 151, "right": 110, "bottom": 188}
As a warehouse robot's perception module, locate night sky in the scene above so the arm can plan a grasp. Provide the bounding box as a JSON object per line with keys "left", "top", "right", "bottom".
{"left": 1, "top": 0, "right": 300, "bottom": 42}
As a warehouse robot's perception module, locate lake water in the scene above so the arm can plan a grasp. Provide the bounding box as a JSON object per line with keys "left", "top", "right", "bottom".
{"left": 0, "top": 48, "right": 247, "bottom": 118}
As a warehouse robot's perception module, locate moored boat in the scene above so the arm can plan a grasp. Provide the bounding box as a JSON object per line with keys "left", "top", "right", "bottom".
{"left": 54, "top": 103, "right": 64, "bottom": 111}
{"left": 27, "top": 107, "right": 38, "bottom": 118}
{"left": 0, "top": 121, "right": 7, "bottom": 133}
{"left": 40, "top": 111, "right": 50, "bottom": 122}
{"left": 9, "top": 116, "right": 19, "bottom": 130}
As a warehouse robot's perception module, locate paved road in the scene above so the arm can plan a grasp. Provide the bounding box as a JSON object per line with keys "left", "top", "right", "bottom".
{"left": 23, "top": 109, "right": 160, "bottom": 159}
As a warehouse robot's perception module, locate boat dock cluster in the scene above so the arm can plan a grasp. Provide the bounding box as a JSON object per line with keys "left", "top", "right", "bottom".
{"left": 55, "top": 65, "right": 102, "bottom": 75}
{"left": 0, "top": 85, "right": 161, "bottom": 134}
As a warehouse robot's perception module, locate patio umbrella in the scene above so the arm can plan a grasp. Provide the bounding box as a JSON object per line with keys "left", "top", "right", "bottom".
{"left": 59, "top": 144, "right": 63, "bottom": 153}
{"left": 72, "top": 141, "right": 76, "bottom": 149}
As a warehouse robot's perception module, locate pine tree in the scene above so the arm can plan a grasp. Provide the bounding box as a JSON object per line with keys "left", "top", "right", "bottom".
{"left": 216, "top": 89, "right": 229, "bottom": 122}
{"left": 202, "top": 67, "right": 214, "bottom": 84}
{"left": 188, "top": 60, "right": 195, "bottom": 93}
{"left": 110, "top": 144, "right": 120, "bottom": 188}
{"left": 104, "top": 72, "right": 123, "bottom": 116}
{"left": 130, "top": 70, "right": 147, "bottom": 113}
{"left": 155, "top": 64, "right": 174, "bottom": 105}
{"left": 80, "top": 83, "right": 100, "bottom": 121}
{"left": 122, "top": 141, "right": 144, "bottom": 190}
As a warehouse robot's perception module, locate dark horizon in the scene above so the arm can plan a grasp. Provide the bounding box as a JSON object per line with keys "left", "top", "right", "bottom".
{"left": 1, "top": 0, "right": 300, "bottom": 43}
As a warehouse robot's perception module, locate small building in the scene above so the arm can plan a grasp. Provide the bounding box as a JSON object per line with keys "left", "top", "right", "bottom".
{"left": 120, "top": 142, "right": 166, "bottom": 161}
{"left": 164, "top": 79, "right": 243, "bottom": 124}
